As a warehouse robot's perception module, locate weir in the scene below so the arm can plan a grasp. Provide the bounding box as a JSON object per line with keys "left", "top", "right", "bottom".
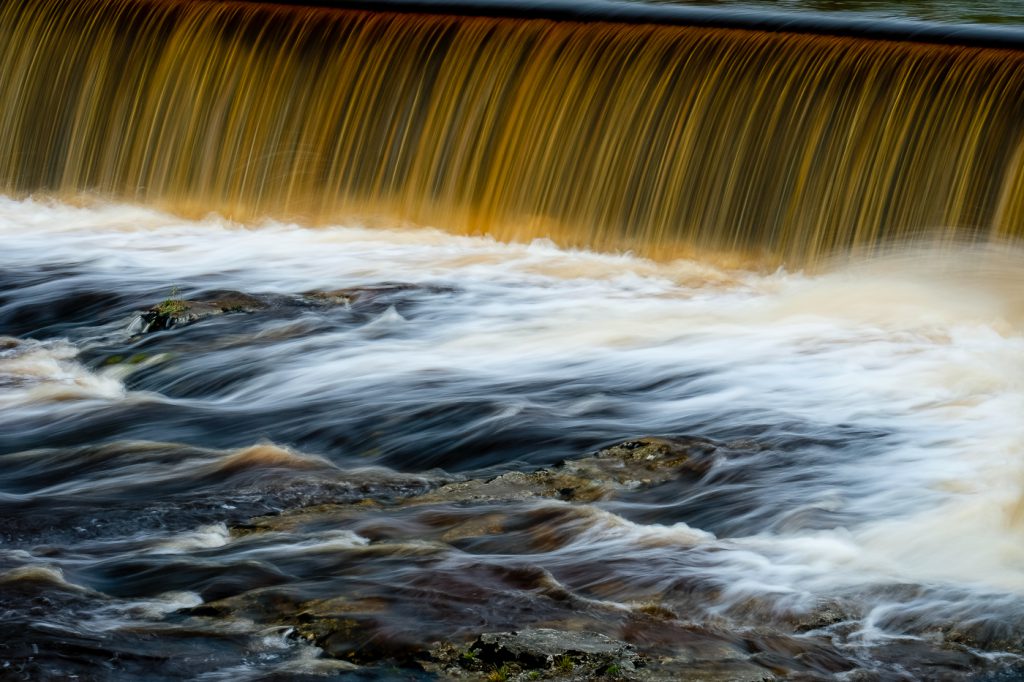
{"left": 2, "top": 0, "right": 1024, "bottom": 263}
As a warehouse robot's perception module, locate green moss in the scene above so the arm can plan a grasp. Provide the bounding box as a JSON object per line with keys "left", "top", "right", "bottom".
{"left": 155, "top": 286, "right": 187, "bottom": 316}
{"left": 486, "top": 664, "right": 512, "bottom": 682}
{"left": 104, "top": 353, "right": 149, "bottom": 367}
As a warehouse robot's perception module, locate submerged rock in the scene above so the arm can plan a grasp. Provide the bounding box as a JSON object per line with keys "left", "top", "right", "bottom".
{"left": 138, "top": 290, "right": 267, "bottom": 332}
{"left": 413, "top": 436, "right": 718, "bottom": 505}
{"left": 304, "top": 282, "right": 455, "bottom": 308}
{"left": 176, "top": 433, "right": 1012, "bottom": 681}
{"left": 418, "top": 627, "right": 778, "bottom": 681}
{"left": 474, "top": 628, "right": 641, "bottom": 672}
{"left": 416, "top": 629, "right": 642, "bottom": 680}
{"left": 135, "top": 282, "right": 455, "bottom": 333}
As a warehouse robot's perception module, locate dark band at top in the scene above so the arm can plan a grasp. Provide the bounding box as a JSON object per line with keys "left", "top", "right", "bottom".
{"left": 233, "top": 0, "right": 1024, "bottom": 49}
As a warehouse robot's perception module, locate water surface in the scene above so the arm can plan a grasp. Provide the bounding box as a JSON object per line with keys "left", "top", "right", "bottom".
{"left": 3, "top": 197, "right": 1023, "bottom": 678}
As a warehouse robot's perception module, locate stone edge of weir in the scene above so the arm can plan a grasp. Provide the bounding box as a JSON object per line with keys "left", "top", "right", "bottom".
{"left": 217, "top": 0, "right": 1024, "bottom": 50}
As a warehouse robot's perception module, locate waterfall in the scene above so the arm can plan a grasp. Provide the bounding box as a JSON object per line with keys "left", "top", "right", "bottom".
{"left": 2, "top": 0, "right": 1023, "bottom": 263}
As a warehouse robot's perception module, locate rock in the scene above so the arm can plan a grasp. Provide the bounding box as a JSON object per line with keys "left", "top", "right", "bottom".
{"left": 724, "top": 595, "right": 856, "bottom": 633}
{"left": 199, "top": 437, "right": 767, "bottom": 679}
{"left": 413, "top": 436, "right": 718, "bottom": 506}
{"left": 138, "top": 290, "right": 267, "bottom": 332}
{"left": 304, "top": 283, "right": 418, "bottom": 307}
{"left": 304, "top": 282, "right": 455, "bottom": 309}
{"left": 471, "top": 628, "right": 641, "bottom": 677}
{"left": 136, "top": 282, "right": 454, "bottom": 333}
{"left": 292, "top": 614, "right": 394, "bottom": 663}
{"left": 562, "top": 436, "right": 717, "bottom": 486}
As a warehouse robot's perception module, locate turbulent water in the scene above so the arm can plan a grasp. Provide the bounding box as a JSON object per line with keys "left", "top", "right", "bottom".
{"left": 2, "top": 196, "right": 1024, "bottom": 679}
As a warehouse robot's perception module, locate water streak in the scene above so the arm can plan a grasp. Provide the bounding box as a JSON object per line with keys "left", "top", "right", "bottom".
{"left": 2, "top": 0, "right": 1024, "bottom": 263}
{"left": 2, "top": 199, "right": 1024, "bottom": 676}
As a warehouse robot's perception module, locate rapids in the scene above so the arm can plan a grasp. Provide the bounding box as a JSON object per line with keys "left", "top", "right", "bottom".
{"left": 2, "top": 197, "right": 1024, "bottom": 678}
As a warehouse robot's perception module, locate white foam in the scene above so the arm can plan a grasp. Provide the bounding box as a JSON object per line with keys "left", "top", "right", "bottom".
{"left": 149, "top": 523, "right": 231, "bottom": 554}
{"left": 3, "top": 195, "right": 1024, "bottom": 607}
{"left": 0, "top": 339, "right": 124, "bottom": 407}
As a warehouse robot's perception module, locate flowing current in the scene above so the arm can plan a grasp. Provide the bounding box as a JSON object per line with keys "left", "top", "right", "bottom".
{"left": 2, "top": 196, "right": 1024, "bottom": 679}
{"left": 4, "top": 0, "right": 1024, "bottom": 265}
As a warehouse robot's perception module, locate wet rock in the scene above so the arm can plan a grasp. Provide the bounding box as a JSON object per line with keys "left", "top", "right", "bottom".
{"left": 291, "top": 614, "right": 410, "bottom": 664}
{"left": 135, "top": 282, "right": 454, "bottom": 333}
{"left": 186, "top": 437, "right": 783, "bottom": 680}
{"left": 0, "top": 565, "right": 104, "bottom": 617}
{"left": 724, "top": 595, "right": 857, "bottom": 633}
{"left": 184, "top": 590, "right": 423, "bottom": 667}
{"left": 439, "top": 629, "right": 642, "bottom": 680}
{"left": 940, "top": 624, "right": 1024, "bottom": 655}
{"left": 232, "top": 436, "right": 720, "bottom": 539}
{"left": 637, "top": 660, "right": 777, "bottom": 681}
{"left": 272, "top": 656, "right": 363, "bottom": 675}
{"left": 867, "top": 639, "right": 985, "bottom": 677}
{"left": 420, "top": 628, "right": 776, "bottom": 681}
{"left": 304, "top": 282, "right": 445, "bottom": 308}
{"left": 0, "top": 440, "right": 434, "bottom": 547}
{"left": 475, "top": 628, "right": 639, "bottom": 667}
{"left": 616, "top": 612, "right": 784, "bottom": 681}
{"left": 138, "top": 290, "right": 267, "bottom": 332}
{"left": 789, "top": 601, "right": 854, "bottom": 633}
{"left": 975, "top": 661, "right": 1024, "bottom": 681}
{"left": 413, "top": 437, "right": 718, "bottom": 505}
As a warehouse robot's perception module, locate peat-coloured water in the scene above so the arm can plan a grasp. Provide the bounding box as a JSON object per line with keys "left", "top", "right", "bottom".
{"left": 3, "top": 0, "right": 1024, "bottom": 679}
{"left": 3, "top": 0, "right": 1024, "bottom": 263}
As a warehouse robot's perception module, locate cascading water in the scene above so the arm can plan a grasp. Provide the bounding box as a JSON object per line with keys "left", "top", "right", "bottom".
{"left": 2, "top": 0, "right": 1024, "bottom": 680}
{"left": 3, "top": 0, "right": 1024, "bottom": 262}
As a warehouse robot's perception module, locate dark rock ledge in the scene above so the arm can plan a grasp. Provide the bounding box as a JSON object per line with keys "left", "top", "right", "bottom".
{"left": 181, "top": 438, "right": 783, "bottom": 680}
{"left": 136, "top": 282, "right": 455, "bottom": 333}
{"left": 173, "top": 435, "right": 1019, "bottom": 680}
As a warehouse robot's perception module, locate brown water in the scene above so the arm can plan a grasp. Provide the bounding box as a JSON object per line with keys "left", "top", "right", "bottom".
{"left": 4, "top": 1, "right": 1024, "bottom": 680}
{"left": 3, "top": 0, "right": 1024, "bottom": 263}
